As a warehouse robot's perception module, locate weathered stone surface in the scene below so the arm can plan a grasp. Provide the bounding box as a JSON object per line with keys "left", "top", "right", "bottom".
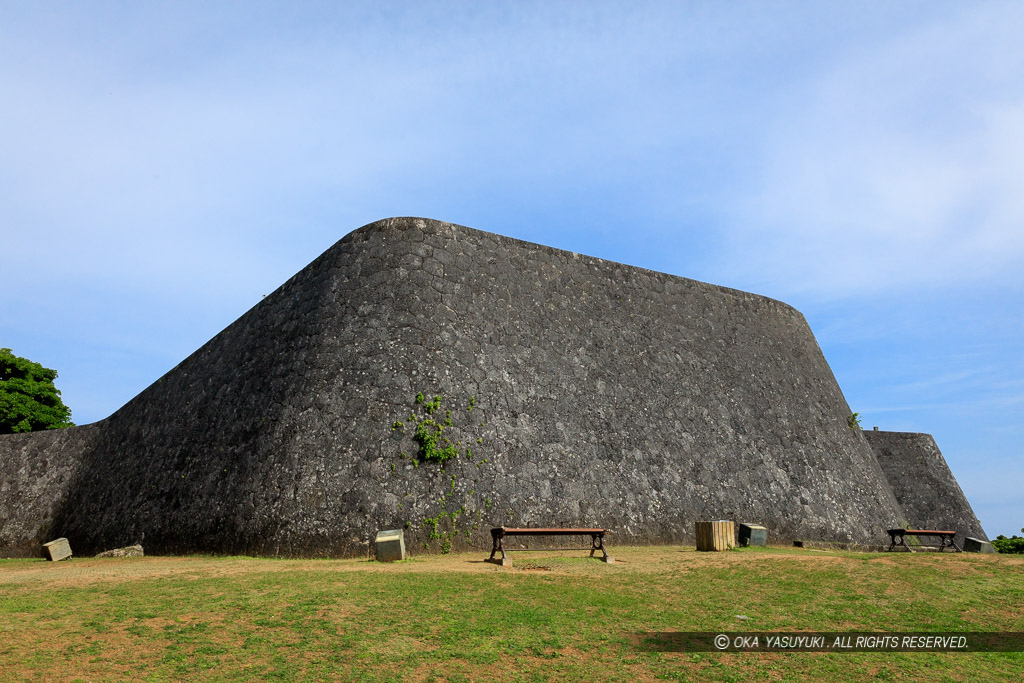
{"left": 963, "top": 537, "right": 994, "bottom": 553}
{"left": 43, "top": 537, "right": 72, "bottom": 561}
{"left": 864, "top": 431, "right": 987, "bottom": 541}
{"left": 374, "top": 529, "right": 406, "bottom": 562}
{"left": 96, "top": 544, "right": 144, "bottom": 558}
{"left": 0, "top": 426, "right": 97, "bottom": 557}
{"left": 0, "top": 217, "right": 985, "bottom": 557}
{"left": 738, "top": 523, "right": 767, "bottom": 547}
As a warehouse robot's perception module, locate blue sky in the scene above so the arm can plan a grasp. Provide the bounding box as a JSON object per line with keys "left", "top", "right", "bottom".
{"left": 2, "top": 2, "right": 1021, "bottom": 538}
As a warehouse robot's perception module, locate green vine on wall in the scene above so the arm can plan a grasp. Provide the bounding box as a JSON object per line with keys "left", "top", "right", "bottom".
{"left": 392, "top": 392, "right": 480, "bottom": 466}
{"left": 389, "top": 391, "right": 491, "bottom": 553}
{"left": 421, "top": 475, "right": 467, "bottom": 554}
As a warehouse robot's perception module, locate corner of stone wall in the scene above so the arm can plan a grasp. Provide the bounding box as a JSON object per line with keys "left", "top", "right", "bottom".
{"left": 863, "top": 430, "right": 987, "bottom": 541}
{"left": 0, "top": 424, "right": 99, "bottom": 557}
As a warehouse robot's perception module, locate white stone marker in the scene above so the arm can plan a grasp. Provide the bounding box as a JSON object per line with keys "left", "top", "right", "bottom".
{"left": 374, "top": 529, "right": 406, "bottom": 562}
{"left": 43, "top": 537, "right": 73, "bottom": 561}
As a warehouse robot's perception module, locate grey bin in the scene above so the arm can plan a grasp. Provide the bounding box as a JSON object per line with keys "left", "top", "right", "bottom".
{"left": 738, "top": 524, "right": 768, "bottom": 547}
{"left": 963, "top": 537, "right": 995, "bottom": 553}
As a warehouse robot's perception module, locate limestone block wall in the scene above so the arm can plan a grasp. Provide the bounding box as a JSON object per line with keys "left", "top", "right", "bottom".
{"left": 864, "top": 430, "right": 987, "bottom": 541}
{"left": 0, "top": 217, "right": 981, "bottom": 556}
{"left": 0, "top": 425, "right": 97, "bottom": 557}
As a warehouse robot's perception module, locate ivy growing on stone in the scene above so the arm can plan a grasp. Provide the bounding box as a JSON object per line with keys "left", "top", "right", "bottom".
{"left": 389, "top": 390, "right": 493, "bottom": 553}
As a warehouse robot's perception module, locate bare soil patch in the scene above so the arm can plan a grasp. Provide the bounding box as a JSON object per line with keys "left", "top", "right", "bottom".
{"left": 3, "top": 544, "right": 1002, "bottom": 588}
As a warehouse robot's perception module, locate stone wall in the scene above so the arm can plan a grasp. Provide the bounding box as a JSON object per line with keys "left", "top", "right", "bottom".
{"left": 0, "top": 217, "right": 981, "bottom": 556}
{"left": 0, "top": 424, "right": 97, "bottom": 557}
{"left": 864, "top": 430, "right": 987, "bottom": 541}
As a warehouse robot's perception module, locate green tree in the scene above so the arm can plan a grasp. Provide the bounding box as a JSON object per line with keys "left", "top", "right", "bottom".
{"left": 992, "top": 529, "right": 1024, "bottom": 554}
{"left": 0, "top": 348, "right": 74, "bottom": 434}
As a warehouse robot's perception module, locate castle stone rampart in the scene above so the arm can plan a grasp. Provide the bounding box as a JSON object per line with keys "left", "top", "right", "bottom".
{"left": 0, "top": 218, "right": 984, "bottom": 556}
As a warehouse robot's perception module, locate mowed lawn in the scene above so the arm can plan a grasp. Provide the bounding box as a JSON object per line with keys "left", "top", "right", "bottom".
{"left": 1, "top": 545, "right": 1021, "bottom": 681}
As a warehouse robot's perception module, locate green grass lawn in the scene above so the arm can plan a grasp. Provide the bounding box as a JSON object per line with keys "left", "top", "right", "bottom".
{"left": 1, "top": 545, "right": 1021, "bottom": 681}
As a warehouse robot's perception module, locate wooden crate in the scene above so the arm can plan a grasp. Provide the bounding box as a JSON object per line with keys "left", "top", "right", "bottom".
{"left": 695, "top": 520, "right": 735, "bottom": 551}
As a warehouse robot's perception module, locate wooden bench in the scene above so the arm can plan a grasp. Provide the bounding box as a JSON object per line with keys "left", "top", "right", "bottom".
{"left": 887, "top": 528, "right": 960, "bottom": 552}
{"left": 487, "top": 527, "right": 611, "bottom": 566}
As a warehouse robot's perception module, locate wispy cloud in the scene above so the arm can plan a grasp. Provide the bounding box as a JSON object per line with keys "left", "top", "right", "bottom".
{"left": 717, "top": 4, "right": 1024, "bottom": 299}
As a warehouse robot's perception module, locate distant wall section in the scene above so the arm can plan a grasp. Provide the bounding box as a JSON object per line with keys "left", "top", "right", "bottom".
{"left": 865, "top": 430, "right": 986, "bottom": 541}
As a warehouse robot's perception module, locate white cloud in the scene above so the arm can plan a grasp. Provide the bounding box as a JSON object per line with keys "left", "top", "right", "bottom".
{"left": 720, "top": 5, "right": 1024, "bottom": 298}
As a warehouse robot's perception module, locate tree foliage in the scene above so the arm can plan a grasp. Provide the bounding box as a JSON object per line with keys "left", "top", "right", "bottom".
{"left": 992, "top": 529, "right": 1024, "bottom": 554}
{"left": 0, "top": 348, "right": 74, "bottom": 434}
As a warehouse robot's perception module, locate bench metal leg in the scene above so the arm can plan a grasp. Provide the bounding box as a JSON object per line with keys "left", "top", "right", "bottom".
{"left": 888, "top": 532, "right": 911, "bottom": 552}
{"left": 488, "top": 532, "right": 504, "bottom": 560}
{"left": 487, "top": 530, "right": 509, "bottom": 566}
{"left": 589, "top": 533, "right": 604, "bottom": 559}
{"left": 590, "top": 533, "right": 612, "bottom": 562}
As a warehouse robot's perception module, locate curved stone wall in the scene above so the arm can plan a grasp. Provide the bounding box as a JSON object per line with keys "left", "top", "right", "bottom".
{"left": 0, "top": 217, "right": 982, "bottom": 556}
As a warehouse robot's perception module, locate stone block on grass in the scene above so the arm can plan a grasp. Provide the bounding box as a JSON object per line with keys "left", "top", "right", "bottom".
{"left": 374, "top": 529, "right": 406, "bottom": 562}
{"left": 43, "top": 537, "right": 72, "bottom": 562}
{"left": 96, "top": 544, "right": 144, "bottom": 558}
